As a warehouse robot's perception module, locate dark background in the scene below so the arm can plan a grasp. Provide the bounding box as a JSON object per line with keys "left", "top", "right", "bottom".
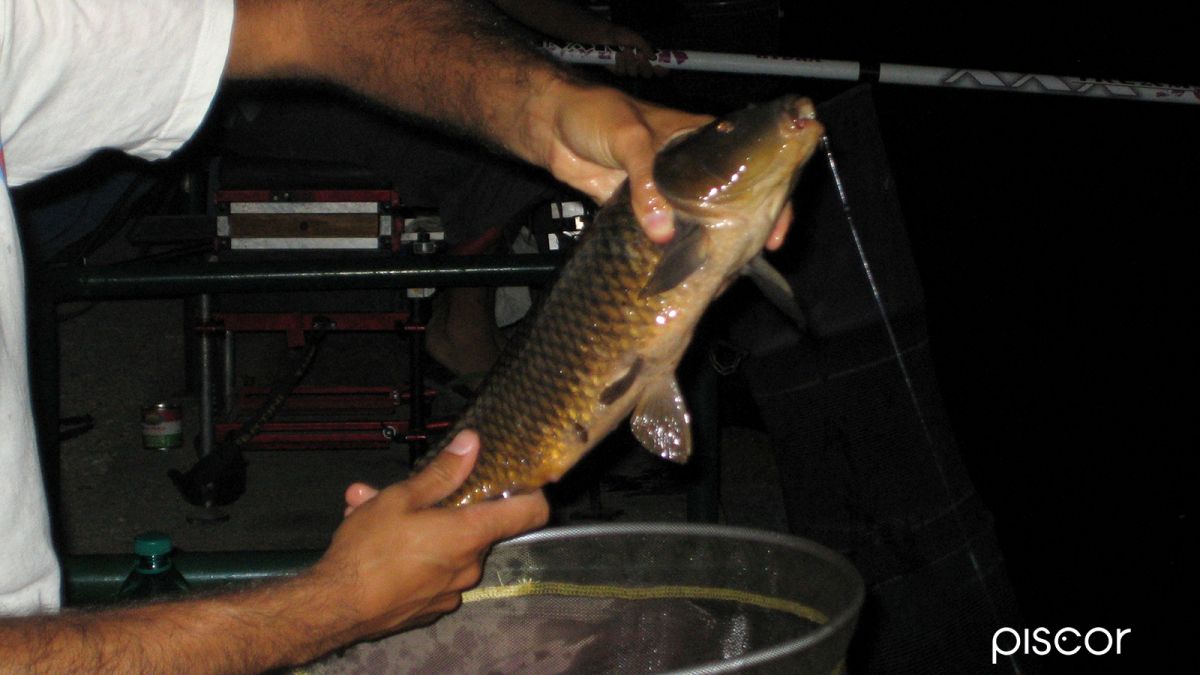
{"left": 18, "top": 2, "right": 1191, "bottom": 671}
{"left": 616, "top": 0, "right": 1193, "bottom": 669}
{"left": 777, "top": 2, "right": 1193, "bottom": 669}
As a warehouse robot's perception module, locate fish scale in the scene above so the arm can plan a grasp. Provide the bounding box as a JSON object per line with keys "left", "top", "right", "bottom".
{"left": 421, "top": 96, "right": 825, "bottom": 507}
{"left": 440, "top": 195, "right": 666, "bottom": 505}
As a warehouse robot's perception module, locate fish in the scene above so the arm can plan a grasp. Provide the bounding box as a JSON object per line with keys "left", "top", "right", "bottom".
{"left": 427, "top": 95, "right": 825, "bottom": 506}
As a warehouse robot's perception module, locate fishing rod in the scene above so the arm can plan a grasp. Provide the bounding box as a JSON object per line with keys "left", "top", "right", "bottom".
{"left": 543, "top": 41, "right": 1200, "bottom": 106}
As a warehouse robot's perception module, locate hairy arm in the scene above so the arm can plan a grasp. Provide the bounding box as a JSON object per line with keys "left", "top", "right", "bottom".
{"left": 227, "top": 0, "right": 708, "bottom": 241}
{"left": 0, "top": 433, "right": 549, "bottom": 673}
{"left": 0, "top": 577, "right": 354, "bottom": 674}
{"left": 229, "top": 0, "right": 558, "bottom": 158}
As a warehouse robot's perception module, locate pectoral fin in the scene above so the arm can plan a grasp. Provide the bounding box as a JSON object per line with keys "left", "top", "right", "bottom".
{"left": 630, "top": 375, "right": 692, "bottom": 463}
{"left": 640, "top": 218, "right": 709, "bottom": 298}
{"left": 600, "top": 356, "right": 644, "bottom": 406}
{"left": 742, "top": 254, "right": 808, "bottom": 331}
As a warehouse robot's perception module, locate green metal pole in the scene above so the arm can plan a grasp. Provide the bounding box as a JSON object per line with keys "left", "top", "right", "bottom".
{"left": 63, "top": 550, "right": 323, "bottom": 606}
{"left": 46, "top": 254, "right": 560, "bottom": 301}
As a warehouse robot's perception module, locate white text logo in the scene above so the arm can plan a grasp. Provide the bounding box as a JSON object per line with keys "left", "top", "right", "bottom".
{"left": 992, "top": 627, "right": 1131, "bottom": 665}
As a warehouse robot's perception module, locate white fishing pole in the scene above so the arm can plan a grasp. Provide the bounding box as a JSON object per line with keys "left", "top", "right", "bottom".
{"left": 543, "top": 41, "right": 1200, "bottom": 106}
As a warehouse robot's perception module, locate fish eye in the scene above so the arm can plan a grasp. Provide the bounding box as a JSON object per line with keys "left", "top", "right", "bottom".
{"left": 715, "top": 121, "right": 736, "bottom": 133}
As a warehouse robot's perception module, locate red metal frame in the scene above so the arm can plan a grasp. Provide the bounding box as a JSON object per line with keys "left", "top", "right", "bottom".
{"left": 201, "top": 186, "right": 457, "bottom": 453}
{"left": 207, "top": 309, "right": 446, "bottom": 451}
{"left": 213, "top": 419, "right": 452, "bottom": 450}
{"left": 231, "top": 385, "right": 436, "bottom": 412}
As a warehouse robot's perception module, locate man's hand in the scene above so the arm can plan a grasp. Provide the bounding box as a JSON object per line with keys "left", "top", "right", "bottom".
{"left": 0, "top": 430, "right": 546, "bottom": 673}
{"left": 532, "top": 83, "right": 712, "bottom": 242}
{"left": 310, "top": 430, "right": 549, "bottom": 641}
{"left": 532, "top": 86, "right": 795, "bottom": 248}
{"left": 227, "top": 1, "right": 731, "bottom": 245}
{"left": 768, "top": 203, "right": 793, "bottom": 252}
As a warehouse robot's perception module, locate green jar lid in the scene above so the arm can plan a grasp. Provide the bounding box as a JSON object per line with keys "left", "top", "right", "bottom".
{"left": 133, "top": 531, "right": 173, "bottom": 557}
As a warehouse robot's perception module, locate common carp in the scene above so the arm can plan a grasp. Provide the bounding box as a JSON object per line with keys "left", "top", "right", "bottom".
{"left": 430, "top": 95, "right": 824, "bottom": 506}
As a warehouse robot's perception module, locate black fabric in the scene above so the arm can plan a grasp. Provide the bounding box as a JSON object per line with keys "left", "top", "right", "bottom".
{"left": 731, "top": 85, "right": 1030, "bottom": 673}
{"left": 859, "top": 61, "right": 882, "bottom": 83}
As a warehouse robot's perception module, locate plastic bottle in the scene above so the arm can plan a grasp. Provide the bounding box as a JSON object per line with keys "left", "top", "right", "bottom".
{"left": 116, "top": 531, "right": 191, "bottom": 600}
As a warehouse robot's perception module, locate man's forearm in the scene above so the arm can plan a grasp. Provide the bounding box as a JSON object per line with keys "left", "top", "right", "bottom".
{"left": 0, "top": 435, "right": 550, "bottom": 672}
{"left": 229, "top": 0, "right": 713, "bottom": 242}
{"left": 228, "top": 0, "right": 575, "bottom": 168}
{"left": 0, "top": 573, "right": 350, "bottom": 674}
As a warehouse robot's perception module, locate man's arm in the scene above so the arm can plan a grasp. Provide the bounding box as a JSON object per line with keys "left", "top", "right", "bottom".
{"left": 227, "top": 0, "right": 709, "bottom": 242}
{"left": 0, "top": 433, "right": 549, "bottom": 673}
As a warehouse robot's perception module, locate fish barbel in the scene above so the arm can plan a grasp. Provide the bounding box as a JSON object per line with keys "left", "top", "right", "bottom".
{"left": 430, "top": 96, "right": 824, "bottom": 506}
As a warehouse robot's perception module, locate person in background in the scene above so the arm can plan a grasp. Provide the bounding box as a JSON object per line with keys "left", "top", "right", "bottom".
{"left": 1, "top": 0, "right": 765, "bottom": 670}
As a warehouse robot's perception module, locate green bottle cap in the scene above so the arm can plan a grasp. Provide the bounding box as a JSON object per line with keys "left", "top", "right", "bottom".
{"left": 133, "top": 531, "right": 173, "bottom": 557}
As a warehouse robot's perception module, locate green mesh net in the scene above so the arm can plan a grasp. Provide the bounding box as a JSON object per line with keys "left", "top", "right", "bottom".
{"left": 303, "top": 523, "right": 862, "bottom": 674}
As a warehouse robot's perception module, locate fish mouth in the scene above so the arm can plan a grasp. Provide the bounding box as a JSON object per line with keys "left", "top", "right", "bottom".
{"left": 745, "top": 97, "right": 822, "bottom": 195}
{"left": 718, "top": 97, "right": 821, "bottom": 223}
{"left": 779, "top": 96, "right": 820, "bottom": 138}
{"left": 773, "top": 97, "right": 824, "bottom": 180}
{"left": 654, "top": 96, "right": 824, "bottom": 214}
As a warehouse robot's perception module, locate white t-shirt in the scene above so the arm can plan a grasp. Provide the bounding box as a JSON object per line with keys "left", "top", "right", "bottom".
{"left": 1, "top": 0, "right": 233, "bottom": 614}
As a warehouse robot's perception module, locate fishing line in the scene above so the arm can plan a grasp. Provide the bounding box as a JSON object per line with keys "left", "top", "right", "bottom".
{"left": 822, "top": 135, "right": 1020, "bottom": 673}
{"left": 822, "top": 136, "right": 932, "bottom": 447}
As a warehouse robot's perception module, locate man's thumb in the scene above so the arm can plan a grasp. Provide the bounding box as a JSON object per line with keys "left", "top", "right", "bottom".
{"left": 400, "top": 430, "right": 479, "bottom": 508}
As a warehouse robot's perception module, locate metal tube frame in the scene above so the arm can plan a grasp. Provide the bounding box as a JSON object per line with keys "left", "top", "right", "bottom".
{"left": 38, "top": 252, "right": 726, "bottom": 604}
{"left": 44, "top": 254, "right": 561, "bottom": 302}
{"left": 64, "top": 550, "right": 322, "bottom": 606}
{"left": 32, "top": 255, "right": 558, "bottom": 547}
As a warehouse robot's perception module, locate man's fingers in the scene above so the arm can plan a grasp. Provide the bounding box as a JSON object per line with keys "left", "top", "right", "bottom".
{"left": 430, "top": 591, "right": 464, "bottom": 615}
{"left": 395, "top": 430, "right": 479, "bottom": 509}
{"left": 621, "top": 105, "right": 712, "bottom": 242}
{"left": 603, "top": 101, "right": 705, "bottom": 243}
{"left": 548, "top": 88, "right": 710, "bottom": 242}
{"left": 630, "top": 183, "right": 675, "bottom": 243}
{"left": 449, "top": 560, "right": 485, "bottom": 592}
{"left": 345, "top": 482, "right": 379, "bottom": 507}
{"left": 416, "top": 592, "right": 464, "bottom": 623}
{"left": 464, "top": 491, "right": 550, "bottom": 543}
{"left": 605, "top": 121, "right": 673, "bottom": 243}
{"left": 766, "top": 202, "right": 794, "bottom": 251}
{"left": 343, "top": 482, "right": 380, "bottom": 517}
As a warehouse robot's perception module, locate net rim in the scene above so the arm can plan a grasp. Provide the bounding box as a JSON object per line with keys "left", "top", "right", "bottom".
{"left": 494, "top": 522, "right": 865, "bottom": 674}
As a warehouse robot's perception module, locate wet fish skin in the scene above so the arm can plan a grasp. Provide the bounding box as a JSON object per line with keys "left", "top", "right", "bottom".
{"left": 430, "top": 96, "right": 824, "bottom": 506}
